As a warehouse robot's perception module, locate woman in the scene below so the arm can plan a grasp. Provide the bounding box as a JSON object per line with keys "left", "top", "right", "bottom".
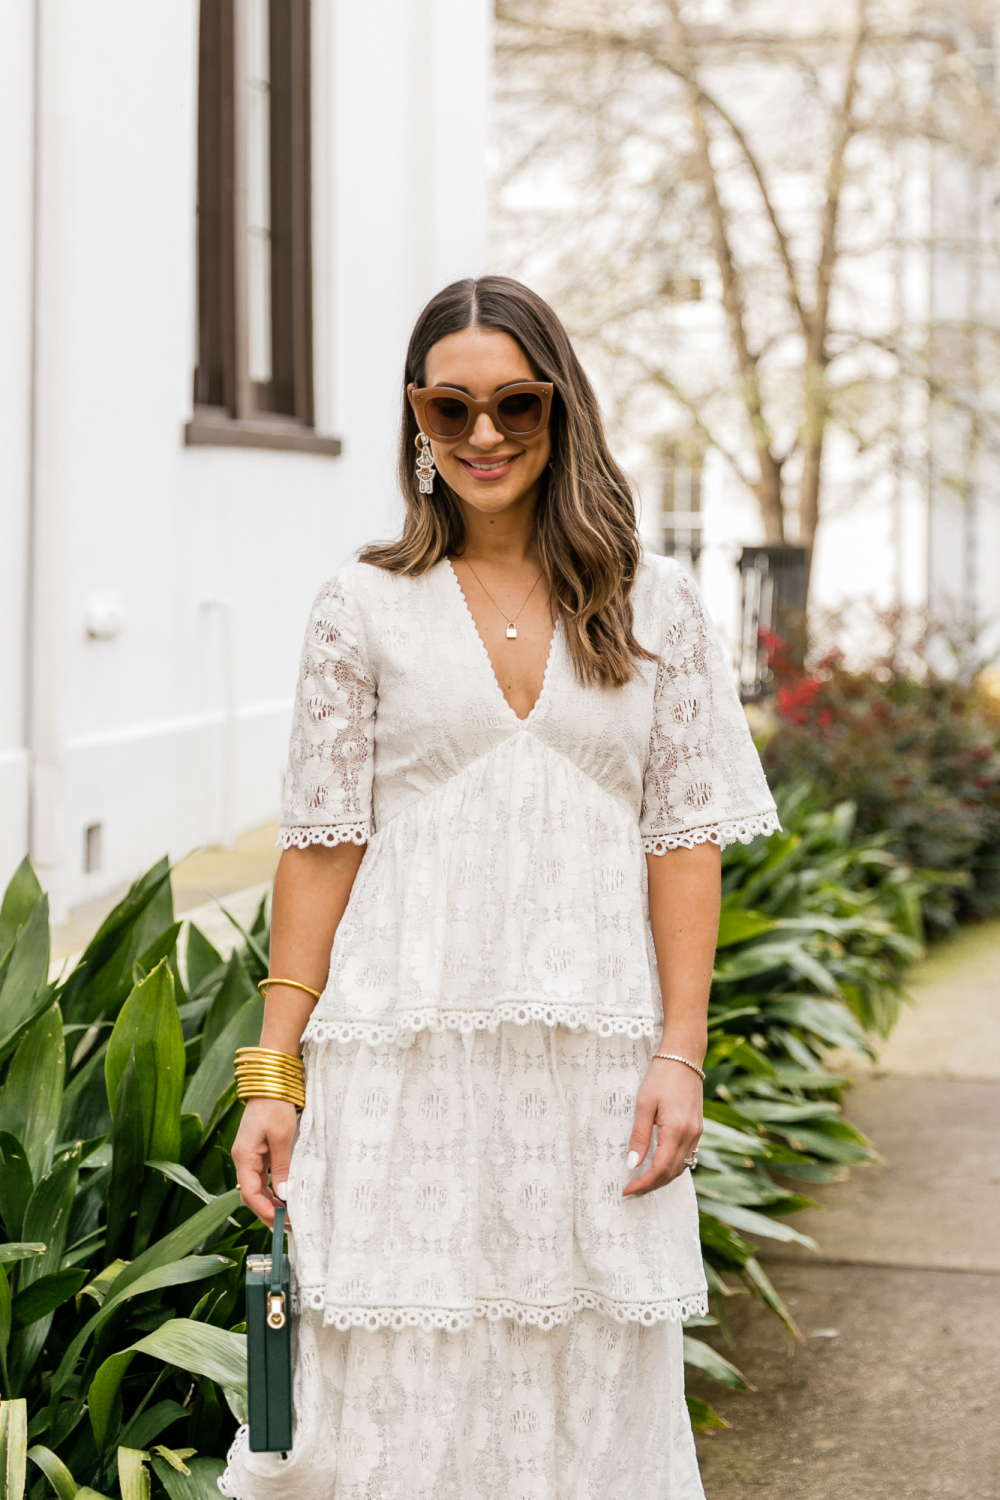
{"left": 222, "top": 276, "right": 778, "bottom": 1500}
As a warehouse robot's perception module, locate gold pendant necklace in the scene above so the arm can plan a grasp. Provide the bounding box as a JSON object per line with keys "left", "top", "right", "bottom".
{"left": 463, "top": 560, "right": 543, "bottom": 640}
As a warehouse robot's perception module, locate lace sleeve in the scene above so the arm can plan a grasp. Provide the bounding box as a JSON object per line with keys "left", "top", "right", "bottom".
{"left": 640, "top": 560, "right": 779, "bottom": 854}
{"left": 279, "top": 572, "right": 376, "bottom": 850}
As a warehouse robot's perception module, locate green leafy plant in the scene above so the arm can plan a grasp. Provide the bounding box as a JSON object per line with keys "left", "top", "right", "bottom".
{"left": 0, "top": 858, "right": 266, "bottom": 1499}
{"left": 0, "top": 808, "right": 926, "bottom": 1468}
{"left": 681, "top": 785, "right": 927, "bottom": 1426}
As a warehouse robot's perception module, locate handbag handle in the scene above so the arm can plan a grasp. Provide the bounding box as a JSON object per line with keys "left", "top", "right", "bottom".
{"left": 270, "top": 1205, "right": 286, "bottom": 1293}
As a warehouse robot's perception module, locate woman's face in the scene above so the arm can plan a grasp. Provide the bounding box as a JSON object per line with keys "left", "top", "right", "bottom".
{"left": 411, "top": 326, "right": 552, "bottom": 520}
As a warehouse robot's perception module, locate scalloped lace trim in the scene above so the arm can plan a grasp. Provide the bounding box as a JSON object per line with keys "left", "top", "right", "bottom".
{"left": 292, "top": 1288, "right": 709, "bottom": 1331}
{"left": 278, "top": 822, "right": 370, "bottom": 850}
{"left": 219, "top": 1426, "right": 249, "bottom": 1498}
{"left": 643, "top": 809, "right": 780, "bottom": 855}
{"left": 302, "top": 1001, "right": 658, "bottom": 1047}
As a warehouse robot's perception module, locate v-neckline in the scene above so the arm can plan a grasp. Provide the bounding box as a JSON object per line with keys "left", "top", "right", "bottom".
{"left": 444, "top": 558, "right": 559, "bottom": 726}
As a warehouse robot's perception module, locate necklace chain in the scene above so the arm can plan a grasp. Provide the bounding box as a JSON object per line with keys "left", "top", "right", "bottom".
{"left": 462, "top": 561, "right": 544, "bottom": 639}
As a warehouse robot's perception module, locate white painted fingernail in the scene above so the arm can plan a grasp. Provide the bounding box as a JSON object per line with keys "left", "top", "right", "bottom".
{"left": 275, "top": 1182, "right": 288, "bottom": 1201}
{"left": 626, "top": 1151, "right": 640, "bottom": 1171}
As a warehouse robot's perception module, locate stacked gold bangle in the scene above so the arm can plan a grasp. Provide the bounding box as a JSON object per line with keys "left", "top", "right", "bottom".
{"left": 234, "top": 1047, "right": 306, "bottom": 1111}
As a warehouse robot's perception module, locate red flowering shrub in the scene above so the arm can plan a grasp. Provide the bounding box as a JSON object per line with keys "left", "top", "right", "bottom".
{"left": 760, "top": 630, "right": 1000, "bottom": 925}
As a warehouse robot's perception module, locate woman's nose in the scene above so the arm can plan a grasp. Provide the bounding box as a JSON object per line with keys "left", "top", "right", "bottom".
{"left": 468, "top": 413, "right": 505, "bottom": 449}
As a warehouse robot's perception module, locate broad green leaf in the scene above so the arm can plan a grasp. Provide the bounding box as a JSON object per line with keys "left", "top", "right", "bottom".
{"left": 105, "top": 1058, "right": 146, "bottom": 1263}
{"left": 90, "top": 1320, "right": 245, "bottom": 1450}
{"left": 129, "top": 1320, "right": 246, "bottom": 1396}
{"left": 58, "top": 1043, "right": 111, "bottom": 1148}
{"left": 716, "top": 907, "right": 778, "bottom": 948}
{"left": 146, "top": 1163, "right": 238, "bottom": 1225}
{"left": 184, "top": 926, "right": 223, "bottom": 999}
{"left": 117, "top": 1448, "right": 149, "bottom": 1500}
{"left": 85, "top": 1352, "right": 133, "bottom": 1452}
{"left": 118, "top": 1402, "right": 189, "bottom": 1456}
{"left": 11, "top": 1269, "right": 87, "bottom": 1330}
{"left": 0, "top": 1399, "right": 28, "bottom": 1500}
{"left": 0, "top": 900, "right": 51, "bottom": 1065}
{"left": 698, "top": 1118, "right": 771, "bottom": 1158}
{"left": 182, "top": 995, "right": 263, "bottom": 1134}
{"left": 106, "top": 964, "right": 184, "bottom": 1164}
{"left": 104, "top": 1188, "right": 241, "bottom": 1302}
{"left": 20, "top": 1148, "right": 79, "bottom": 1289}
{"left": 767, "top": 996, "right": 873, "bottom": 1057}
{"left": 59, "top": 860, "right": 173, "bottom": 1026}
{"left": 79, "top": 1260, "right": 128, "bottom": 1308}
{"left": 698, "top": 1213, "right": 755, "bottom": 1267}
{"left": 734, "top": 1099, "right": 840, "bottom": 1125}
{"left": 0, "top": 862, "right": 44, "bottom": 963}
{"left": 0, "top": 1006, "right": 64, "bottom": 1182}
{"left": 25, "top": 1445, "right": 77, "bottom": 1500}
{"left": 209, "top": 899, "right": 267, "bottom": 975}
{"left": 75, "top": 1493, "right": 111, "bottom": 1500}
{"left": 0, "top": 1267, "right": 9, "bottom": 1387}
{"left": 702, "top": 1099, "right": 765, "bottom": 1134}
{"left": 682, "top": 1335, "right": 754, "bottom": 1390}
{"left": 151, "top": 1447, "right": 194, "bottom": 1474}
{"left": 200, "top": 954, "right": 254, "bottom": 1057}
{"left": 52, "top": 1253, "right": 233, "bottom": 1398}
{"left": 714, "top": 938, "right": 831, "bottom": 986}
{"left": 0, "top": 1138, "right": 32, "bottom": 1242}
{"left": 148, "top": 1455, "right": 225, "bottom": 1500}
{"left": 134, "top": 925, "right": 183, "bottom": 989}
{"left": 698, "top": 1198, "right": 818, "bottom": 1250}
{"left": 685, "top": 1395, "right": 729, "bottom": 1431}
{"left": 0, "top": 1247, "right": 45, "bottom": 1266}
{"left": 772, "top": 1123, "right": 874, "bottom": 1164}
{"left": 742, "top": 1256, "right": 801, "bottom": 1339}
{"left": 178, "top": 1116, "right": 202, "bottom": 1168}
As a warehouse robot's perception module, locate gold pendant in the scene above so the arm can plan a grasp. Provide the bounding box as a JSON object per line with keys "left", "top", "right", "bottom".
{"left": 506, "top": 623, "right": 517, "bottom": 639}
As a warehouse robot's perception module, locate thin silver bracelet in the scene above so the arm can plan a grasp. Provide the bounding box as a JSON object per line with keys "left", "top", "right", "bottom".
{"left": 651, "top": 1052, "right": 706, "bottom": 1081}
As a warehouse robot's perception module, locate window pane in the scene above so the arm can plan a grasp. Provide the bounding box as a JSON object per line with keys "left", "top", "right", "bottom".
{"left": 246, "top": 0, "right": 272, "bottom": 384}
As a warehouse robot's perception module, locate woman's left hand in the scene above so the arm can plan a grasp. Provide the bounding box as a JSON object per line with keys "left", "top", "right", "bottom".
{"left": 622, "top": 1059, "right": 703, "bottom": 1198}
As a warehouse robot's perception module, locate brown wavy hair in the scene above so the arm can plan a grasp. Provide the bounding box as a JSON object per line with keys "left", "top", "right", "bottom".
{"left": 359, "top": 275, "right": 655, "bottom": 688}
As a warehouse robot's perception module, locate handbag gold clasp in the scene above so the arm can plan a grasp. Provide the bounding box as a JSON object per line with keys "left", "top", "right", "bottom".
{"left": 267, "top": 1291, "right": 286, "bottom": 1329}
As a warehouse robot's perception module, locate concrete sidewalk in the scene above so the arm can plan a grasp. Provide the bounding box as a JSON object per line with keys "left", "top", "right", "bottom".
{"left": 692, "top": 920, "right": 1000, "bottom": 1499}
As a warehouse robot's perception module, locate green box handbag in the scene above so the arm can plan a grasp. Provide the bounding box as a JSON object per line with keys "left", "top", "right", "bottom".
{"left": 246, "top": 1205, "right": 293, "bottom": 1452}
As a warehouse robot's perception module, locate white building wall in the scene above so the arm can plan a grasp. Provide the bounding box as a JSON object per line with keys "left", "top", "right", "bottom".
{"left": 2, "top": 0, "right": 492, "bottom": 916}
{"left": 0, "top": 3, "right": 36, "bottom": 885}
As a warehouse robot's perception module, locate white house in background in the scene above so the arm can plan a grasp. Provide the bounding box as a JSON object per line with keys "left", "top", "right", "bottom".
{"left": 0, "top": 0, "right": 492, "bottom": 919}
{"left": 638, "top": 132, "right": 1000, "bottom": 676}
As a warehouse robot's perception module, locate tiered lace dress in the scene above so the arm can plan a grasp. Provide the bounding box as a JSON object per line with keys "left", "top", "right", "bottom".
{"left": 220, "top": 555, "right": 778, "bottom": 1500}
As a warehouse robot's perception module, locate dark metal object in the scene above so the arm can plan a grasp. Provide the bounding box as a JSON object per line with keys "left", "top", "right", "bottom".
{"left": 738, "top": 546, "right": 809, "bottom": 700}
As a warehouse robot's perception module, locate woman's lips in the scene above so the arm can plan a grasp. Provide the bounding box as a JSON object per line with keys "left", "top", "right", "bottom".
{"left": 457, "top": 453, "right": 521, "bottom": 481}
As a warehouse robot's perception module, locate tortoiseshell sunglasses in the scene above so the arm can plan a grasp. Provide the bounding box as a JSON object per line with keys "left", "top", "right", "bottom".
{"left": 409, "top": 382, "right": 553, "bottom": 443}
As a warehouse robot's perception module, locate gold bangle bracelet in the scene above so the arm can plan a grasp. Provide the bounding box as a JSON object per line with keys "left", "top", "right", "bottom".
{"left": 234, "top": 1047, "right": 306, "bottom": 1109}
{"left": 258, "top": 978, "right": 322, "bottom": 1000}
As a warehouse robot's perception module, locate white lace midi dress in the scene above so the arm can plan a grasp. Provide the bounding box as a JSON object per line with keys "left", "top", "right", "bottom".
{"left": 220, "top": 554, "right": 778, "bottom": 1500}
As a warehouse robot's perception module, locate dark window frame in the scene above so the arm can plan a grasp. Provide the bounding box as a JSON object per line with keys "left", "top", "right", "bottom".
{"left": 187, "top": 0, "right": 340, "bottom": 456}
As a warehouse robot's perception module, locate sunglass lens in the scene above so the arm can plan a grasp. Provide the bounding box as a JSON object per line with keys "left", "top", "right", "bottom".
{"left": 424, "top": 396, "right": 469, "bottom": 437}
{"left": 497, "top": 392, "right": 543, "bottom": 433}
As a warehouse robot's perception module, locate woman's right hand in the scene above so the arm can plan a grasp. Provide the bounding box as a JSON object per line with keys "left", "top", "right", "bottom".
{"left": 231, "top": 1097, "right": 298, "bottom": 1228}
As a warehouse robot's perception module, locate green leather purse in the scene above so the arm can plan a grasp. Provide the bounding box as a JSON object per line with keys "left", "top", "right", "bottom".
{"left": 246, "top": 1205, "right": 292, "bottom": 1452}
